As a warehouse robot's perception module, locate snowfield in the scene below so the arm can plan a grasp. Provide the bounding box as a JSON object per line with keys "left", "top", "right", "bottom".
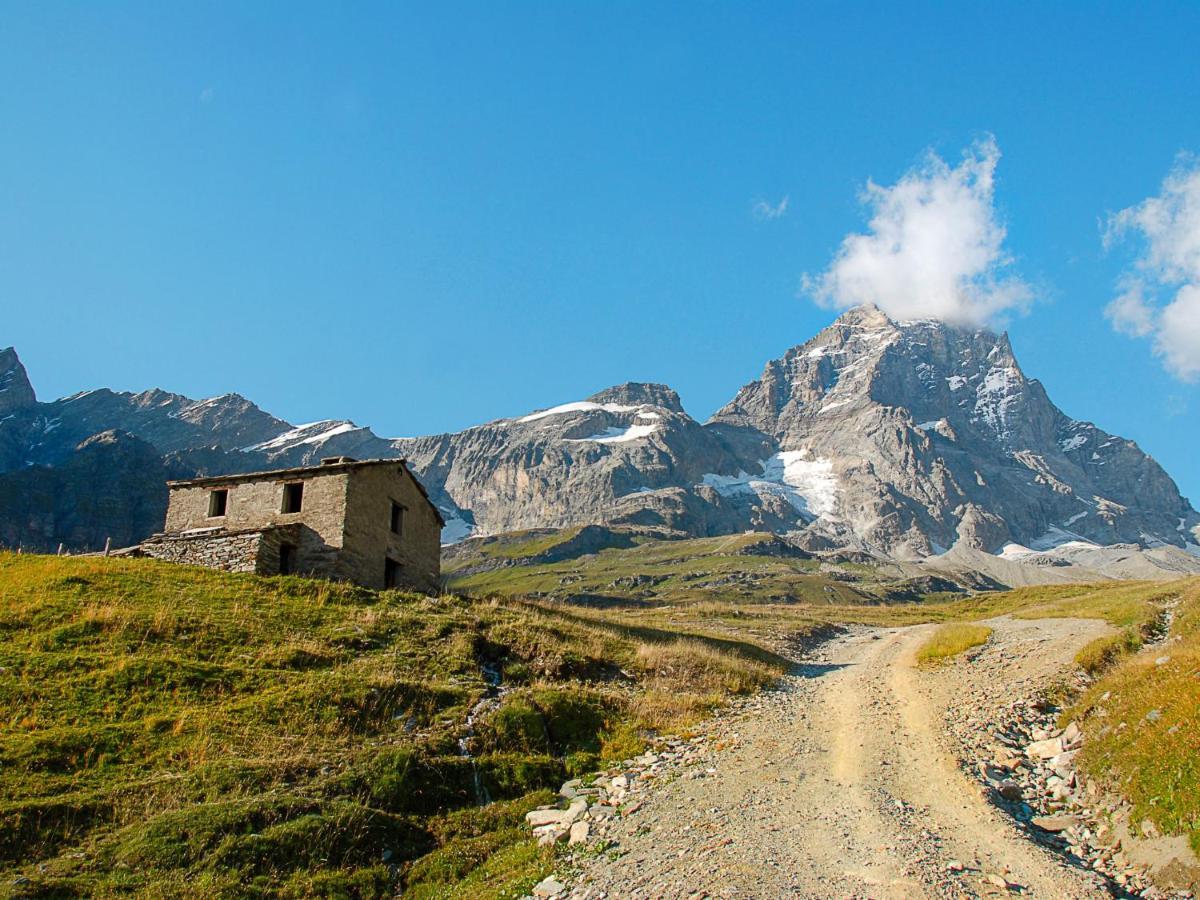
{"left": 566, "top": 422, "right": 660, "bottom": 444}
{"left": 702, "top": 450, "right": 839, "bottom": 519}
{"left": 516, "top": 401, "right": 645, "bottom": 423}
{"left": 245, "top": 421, "right": 360, "bottom": 452}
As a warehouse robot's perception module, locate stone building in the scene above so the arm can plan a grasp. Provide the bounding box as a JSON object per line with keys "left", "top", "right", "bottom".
{"left": 137, "top": 457, "right": 443, "bottom": 592}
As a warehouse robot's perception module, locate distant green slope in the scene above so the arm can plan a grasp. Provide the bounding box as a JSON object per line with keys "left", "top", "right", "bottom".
{"left": 0, "top": 553, "right": 790, "bottom": 898}
{"left": 444, "top": 528, "right": 911, "bottom": 605}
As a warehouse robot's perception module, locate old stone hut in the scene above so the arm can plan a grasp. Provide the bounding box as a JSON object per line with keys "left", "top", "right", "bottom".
{"left": 137, "top": 457, "right": 443, "bottom": 592}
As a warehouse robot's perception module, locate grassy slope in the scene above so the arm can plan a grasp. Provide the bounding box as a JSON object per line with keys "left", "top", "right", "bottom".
{"left": 446, "top": 531, "right": 895, "bottom": 605}
{"left": 3, "top": 546, "right": 1195, "bottom": 896}
{"left": 0, "top": 554, "right": 791, "bottom": 898}
{"left": 1068, "top": 578, "right": 1200, "bottom": 855}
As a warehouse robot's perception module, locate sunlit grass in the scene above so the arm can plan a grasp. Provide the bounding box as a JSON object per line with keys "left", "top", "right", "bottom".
{"left": 915, "top": 623, "right": 993, "bottom": 665}
{"left": 1068, "top": 578, "right": 1200, "bottom": 855}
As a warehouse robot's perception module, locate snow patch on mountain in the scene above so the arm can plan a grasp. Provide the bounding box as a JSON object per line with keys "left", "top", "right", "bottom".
{"left": 566, "top": 422, "right": 660, "bottom": 444}
{"left": 973, "top": 365, "right": 1022, "bottom": 443}
{"left": 1059, "top": 435, "right": 1087, "bottom": 452}
{"left": 245, "top": 421, "right": 359, "bottom": 452}
{"left": 517, "top": 401, "right": 644, "bottom": 423}
{"left": 702, "top": 451, "right": 839, "bottom": 519}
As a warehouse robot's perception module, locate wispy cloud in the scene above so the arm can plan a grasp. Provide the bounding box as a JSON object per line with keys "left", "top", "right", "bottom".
{"left": 1105, "top": 156, "right": 1200, "bottom": 382}
{"left": 800, "top": 137, "right": 1032, "bottom": 328}
{"left": 199, "top": 87, "right": 215, "bottom": 104}
{"left": 752, "top": 195, "right": 789, "bottom": 220}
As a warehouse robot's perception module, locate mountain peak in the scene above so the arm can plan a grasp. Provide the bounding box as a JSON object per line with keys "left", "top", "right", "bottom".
{"left": 0, "top": 347, "right": 37, "bottom": 412}
{"left": 831, "top": 304, "right": 895, "bottom": 328}
{"left": 587, "top": 382, "right": 683, "bottom": 413}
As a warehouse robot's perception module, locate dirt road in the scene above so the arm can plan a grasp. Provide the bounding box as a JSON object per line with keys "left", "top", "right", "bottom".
{"left": 571, "top": 617, "right": 1114, "bottom": 898}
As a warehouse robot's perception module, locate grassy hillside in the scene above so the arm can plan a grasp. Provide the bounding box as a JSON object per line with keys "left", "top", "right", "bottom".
{"left": 4, "top": 548, "right": 1194, "bottom": 897}
{"left": 1068, "top": 578, "right": 1200, "bottom": 856}
{"left": 444, "top": 528, "right": 920, "bottom": 605}
{"left": 0, "top": 554, "right": 792, "bottom": 898}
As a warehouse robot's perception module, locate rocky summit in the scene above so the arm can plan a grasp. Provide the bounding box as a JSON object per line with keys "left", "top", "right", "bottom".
{"left": 0, "top": 306, "right": 1197, "bottom": 563}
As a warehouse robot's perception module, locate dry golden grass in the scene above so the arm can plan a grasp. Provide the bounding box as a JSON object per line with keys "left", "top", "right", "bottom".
{"left": 915, "top": 623, "right": 993, "bottom": 666}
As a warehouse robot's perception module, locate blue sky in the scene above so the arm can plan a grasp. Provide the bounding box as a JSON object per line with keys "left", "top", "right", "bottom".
{"left": 2, "top": 3, "right": 1198, "bottom": 501}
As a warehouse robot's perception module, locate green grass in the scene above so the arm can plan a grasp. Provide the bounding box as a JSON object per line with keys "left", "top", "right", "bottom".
{"left": 446, "top": 530, "right": 885, "bottom": 605}
{"left": 4, "top": 545, "right": 1194, "bottom": 896}
{"left": 0, "top": 553, "right": 792, "bottom": 897}
{"left": 1067, "top": 578, "right": 1200, "bottom": 856}
{"left": 915, "top": 623, "right": 993, "bottom": 665}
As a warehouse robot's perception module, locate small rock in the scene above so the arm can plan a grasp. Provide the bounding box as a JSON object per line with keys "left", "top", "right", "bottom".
{"left": 559, "top": 778, "right": 582, "bottom": 798}
{"left": 983, "top": 872, "right": 1011, "bottom": 889}
{"left": 533, "top": 876, "right": 566, "bottom": 897}
{"left": 997, "top": 780, "right": 1023, "bottom": 801}
{"left": 526, "top": 809, "right": 568, "bottom": 827}
{"left": 1025, "top": 737, "right": 1063, "bottom": 759}
{"left": 1031, "top": 815, "right": 1079, "bottom": 833}
{"left": 569, "top": 821, "right": 590, "bottom": 845}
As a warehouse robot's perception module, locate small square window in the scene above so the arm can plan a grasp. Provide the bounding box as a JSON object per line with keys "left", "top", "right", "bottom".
{"left": 390, "top": 502, "right": 405, "bottom": 535}
{"left": 282, "top": 482, "right": 304, "bottom": 514}
{"left": 208, "top": 489, "right": 228, "bottom": 518}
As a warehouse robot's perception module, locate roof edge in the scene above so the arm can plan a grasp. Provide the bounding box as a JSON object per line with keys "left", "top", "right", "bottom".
{"left": 167, "top": 457, "right": 408, "bottom": 488}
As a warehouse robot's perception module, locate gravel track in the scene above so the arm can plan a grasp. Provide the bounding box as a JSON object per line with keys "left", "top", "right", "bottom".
{"left": 568, "top": 617, "right": 1115, "bottom": 899}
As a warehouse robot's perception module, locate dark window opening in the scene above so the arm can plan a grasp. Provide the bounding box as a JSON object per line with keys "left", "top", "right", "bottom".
{"left": 282, "top": 482, "right": 304, "bottom": 514}
{"left": 390, "top": 502, "right": 405, "bottom": 535}
{"left": 384, "top": 557, "right": 401, "bottom": 589}
{"left": 208, "top": 489, "right": 229, "bottom": 518}
{"left": 279, "top": 543, "right": 296, "bottom": 575}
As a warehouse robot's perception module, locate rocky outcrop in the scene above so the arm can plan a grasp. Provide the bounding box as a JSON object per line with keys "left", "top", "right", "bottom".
{"left": 0, "top": 347, "right": 36, "bottom": 414}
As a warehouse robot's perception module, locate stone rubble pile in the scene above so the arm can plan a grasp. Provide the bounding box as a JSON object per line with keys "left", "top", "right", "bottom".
{"left": 520, "top": 712, "right": 755, "bottom": 898}
{"left": 947, "top": 677, "right": 1194, "bottom": 899}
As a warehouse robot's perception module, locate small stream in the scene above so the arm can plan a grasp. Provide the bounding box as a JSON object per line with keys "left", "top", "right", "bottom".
{"left": 457, "top": 661, "right": 510, "bottom": 806}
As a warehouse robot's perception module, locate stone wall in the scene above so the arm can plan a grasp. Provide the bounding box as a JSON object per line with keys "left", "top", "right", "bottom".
{"left": 139, "top": 529, "right": 271, "bottom": 574}
{"left": 340, "top": 464, "right": 442, "bottom": 593}
{"left": 138, "top": 524, "right": 336, "bottom": 579}
{"left": 164, "top": 472, "right": 350, "bottom": 552}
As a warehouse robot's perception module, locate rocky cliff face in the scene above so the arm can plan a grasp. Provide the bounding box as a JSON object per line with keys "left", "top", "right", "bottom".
{"left": 0, "top": 347, "right": 36, "bottom": 414}
{"left": 707, "top": 305, "right": 1198, "bottom": 558}
{"left": 1, "top": 309, "right": 1197, "bottom": 559}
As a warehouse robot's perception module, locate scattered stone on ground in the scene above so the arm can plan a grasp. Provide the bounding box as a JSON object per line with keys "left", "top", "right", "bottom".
{"left": 519, "top": 617, "right": 1196, "bottom": 899}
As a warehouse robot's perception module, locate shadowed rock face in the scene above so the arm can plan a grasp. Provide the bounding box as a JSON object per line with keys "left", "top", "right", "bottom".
{"left": 0, "top": 347, "right": 36, "bottom": 414}
{"left": 0, "top": 308, "right": 1197, "bottom": 557}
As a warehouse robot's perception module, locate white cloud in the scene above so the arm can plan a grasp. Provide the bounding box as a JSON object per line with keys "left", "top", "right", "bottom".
{"left": 801, "top": 137, "right": 1031, "bottom": 327}
{"left": 1105, "top": 280, "right": 1156, "bottom": 337}
{"left": 752, "top": 196, "right": 789, "bottom": 220}
{"left": 1105, "top": 157, "right": 1200, "bottom": 382}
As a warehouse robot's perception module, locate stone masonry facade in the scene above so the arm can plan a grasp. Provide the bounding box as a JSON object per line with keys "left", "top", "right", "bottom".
{"left": 138, "top": 525, "right": 302, "bottom": 575}
{"left": 139, "top": 458, "right": 443, "bottom": 592}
